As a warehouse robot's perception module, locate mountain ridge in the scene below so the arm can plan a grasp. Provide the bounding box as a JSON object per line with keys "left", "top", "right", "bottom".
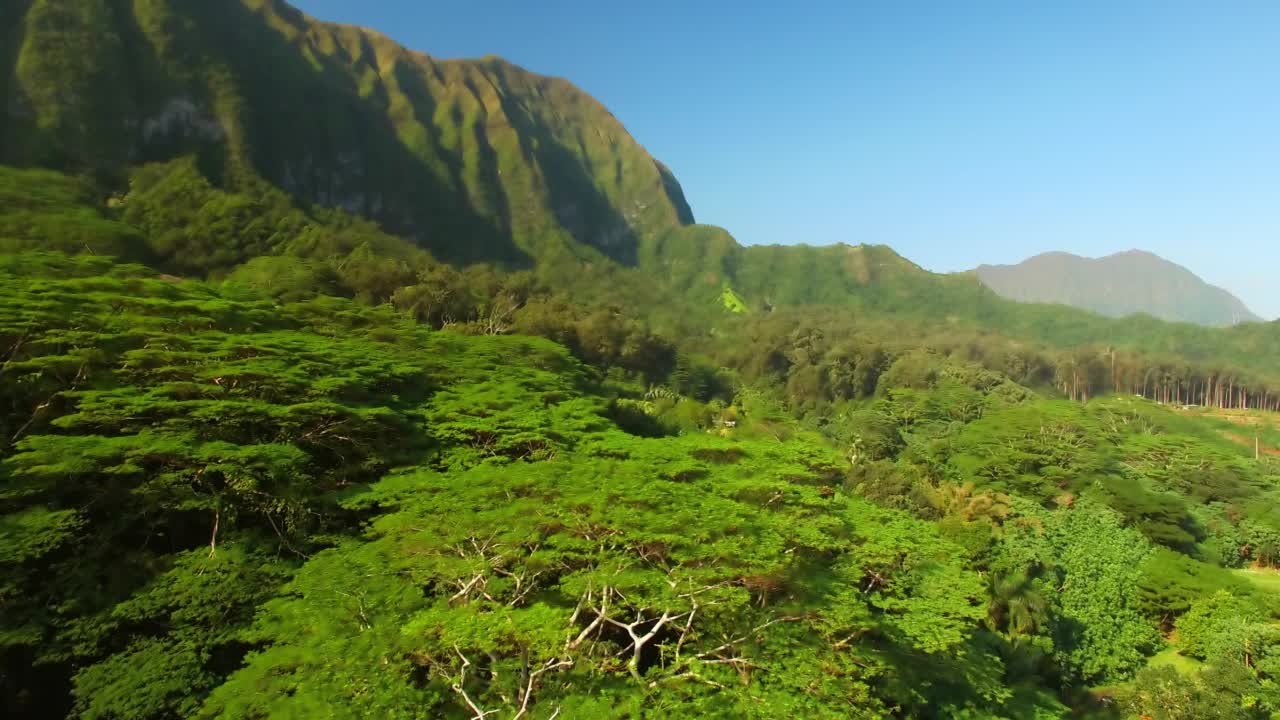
{"left": 8, "top": 4, "right": 1280, "bottom": 718}
{"left": 3, "top": 0, "right": 694, "bottom": 267}
{"left": 974, "top": 249, "right": 1261, "bottom": 327}
{"left": 4, "top": 0, "right": 1279, "bottom": 373}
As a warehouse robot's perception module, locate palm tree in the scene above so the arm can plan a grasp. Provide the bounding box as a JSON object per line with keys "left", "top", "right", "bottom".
{"left": 987, "top": 570, "right": 1049, "bottom": 638}
{"left": 926, "top": 482, "right": 1011, "bottom": 526}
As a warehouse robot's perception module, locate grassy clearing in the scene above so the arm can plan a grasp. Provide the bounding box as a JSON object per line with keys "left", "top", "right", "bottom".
{"left": 720, "top": 285, "right": 749, "bottom": 313}
{"left": 1176, "top": 406, "right": 1280, "bottom": 457}
{"left": 1147, "top": 645, "right": 1204, "bottom": 675}
{"left": 1233, "top": 566, "right": 1280, "bottom": 594}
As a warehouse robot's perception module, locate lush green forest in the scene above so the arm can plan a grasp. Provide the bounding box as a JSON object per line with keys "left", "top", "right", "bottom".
{"left": 5, "top": 166, "right": 1280, "bottom": 718}
{"left": 5, "top": 1, "right": 1280, "bottom": 717}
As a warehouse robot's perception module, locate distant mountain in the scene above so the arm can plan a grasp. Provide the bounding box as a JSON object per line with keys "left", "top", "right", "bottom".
{"left": 973, "top": 250, "right": 1261, "bottom": 327}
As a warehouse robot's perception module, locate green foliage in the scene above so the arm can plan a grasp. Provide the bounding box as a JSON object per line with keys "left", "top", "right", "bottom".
{"left": 1045, "top": 503, "right": 1161, "bottom": 684}
{"left": 204, "top": 431, "right": 995, "bottom": 718}
{"left": 0, "top": 166, "right": 148, "bottom": 260}
{"left": 121, "top": 157, "right": 432, "bottom": 293}
{"left": 1175, "top": 592, "right": 1275, "bottom": 665}
{"left": 1119, "top": 591, "right": 1280, "bottom": 719}
{"left": 1119, "top": 665, "right": 1264, "bottom": 720}
{"left": 0, "top": 250, "right": 1097, "bottom": 719}
{"left": 719, "top": 285, "right": 749, "bottom": 313}
{"left": 223, "top": 255, "right": 341, "bottom": 302}
{"left": 1136, "top": 549, "right": 1264, "bottom": 621}
{"left": 3, "top": 2, "right": 1280, "bottom": 716}
{"left": 987, "top": 569, "right": 1050, "bottom": 639}
{"left": 0, "top": 252, "right": 596, "bottom": 716}
{"left": 69, "top": 546, "right": 294, "bottom": 720}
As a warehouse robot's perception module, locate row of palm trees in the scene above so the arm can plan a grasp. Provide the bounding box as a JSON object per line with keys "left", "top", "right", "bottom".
{"left": 1052, "top": 347, "right": 1280, "bottom": 412}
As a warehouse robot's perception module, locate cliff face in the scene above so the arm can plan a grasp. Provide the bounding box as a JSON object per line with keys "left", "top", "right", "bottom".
{"left": 2, "top": 0, "right": 694, "bottom": 265}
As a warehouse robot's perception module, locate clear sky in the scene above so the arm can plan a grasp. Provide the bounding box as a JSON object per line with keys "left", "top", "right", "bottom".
{"left": 292, "top": 0, "right": 1280, "bottom": 319}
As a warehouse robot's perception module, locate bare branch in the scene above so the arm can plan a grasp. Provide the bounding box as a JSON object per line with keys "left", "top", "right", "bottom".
{"left": 449, "top": 646, "right": 497, "bottom": 719}
{"left": 695, "top": 615, "right": 806, "bottom": 660}
{"left": 513, "top": 658, "right": 574, "bottom": 720}
{"left": 649, "top": 671, "right": 728, "bottom": 691}
{"left": 674, "top": 602, "right": 697, "bottom": 663}
{"left": 450, "top": 573, "right": 487, "bottom": 605}
{"left": 208, "top": 509, "right": 219, "bottom": 558}
{"left": 604, "top": 609, "right": 685, "bottom": 680}
{"left": 568, "top": 587, "right": 611, "bottom": 650}
{"left": 832, "top": 628, "right": 869, "bottom": 650}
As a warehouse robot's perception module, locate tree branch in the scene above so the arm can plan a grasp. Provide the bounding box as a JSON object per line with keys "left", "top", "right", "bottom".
{"left": 449, "top": 646, "right": 497, "bottom": 719}
{"left": 695, "top": 615, "right": 805, "bottom": 660}
{"left": 568, "top": 587, "right": 611, "bottom": 650}
{"left": 450, "top": 572, "right": 488, "bottom": 605}
{"left": 674, "top": 601, "right": 697, "bottom": 663}
{"left": 513, "top": 658, "right": 573, "bottom": 720}
{"left": 208, "top": 509, "right": 219, "bottom": 558}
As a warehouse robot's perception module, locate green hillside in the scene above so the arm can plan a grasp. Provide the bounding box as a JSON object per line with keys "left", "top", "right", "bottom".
{"left": 5, "top": 3, "right": 1280, "bottom": 716}
{"left": 641, "top": 227, "right": 1280, "bottom": 398}
{"left": 3, "top": 0, "right": 692, "bottom": 266}
{"left": 6, "top": 0, "right": 1280, "bottom": 386}
{"left": 6, "top": 252, "right": 1280, "bottom": 718}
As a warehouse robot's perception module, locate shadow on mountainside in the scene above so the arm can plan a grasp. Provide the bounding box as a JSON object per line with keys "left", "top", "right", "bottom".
{"left": 0, "top": 0, "right": 33, "bottom": 157}
{"left": 2, "top": 0, "right": 688, "bottom": 273}
{"left": 485, "top": 63, "right": 643, "bottom": 267}
{"left": 177, "top": 0, "right": 534, "bottom": 269}
{"left": 656, "top": 160, "right": 695, "bottom": 226}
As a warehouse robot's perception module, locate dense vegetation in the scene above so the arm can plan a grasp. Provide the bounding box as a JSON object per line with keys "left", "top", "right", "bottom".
{"left": 8, "top": 249, "right": 1279, "bottom": 719}
{"left": 6, "top": 177, "right": 1280, "bottom": 717}
{"left": 5, "top": 1, "right": 1280, "bottom": 717}
{"left": 0, "top": 254, "right": 1047, "bottom": 717}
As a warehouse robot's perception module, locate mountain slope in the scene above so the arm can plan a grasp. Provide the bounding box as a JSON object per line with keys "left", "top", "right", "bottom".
{"left": 5, "top": 0, "right": 1280, "bottom": 382}
{"left": 974, "top": 250, "right": 1260, "bottom": 327}
{"left": 10, "top": 5, "right": 1280, "bottom": 717}
{"left": 2, "top": 0, "right": 692, "bottom": 266}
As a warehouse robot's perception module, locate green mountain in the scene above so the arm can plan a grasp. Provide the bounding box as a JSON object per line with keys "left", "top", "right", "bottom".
{"left": 3, "top": 0, "right": 692, "bottom": 266}
{"left": 9, "top": 2, "right": 1280, "bottom": 718}
{"left": 5, "top": 1, "right": 1275, "bottom": 346}
{"left": 6, "top": 0, "right": 1280, "bottom": 388}
{"left": 975, "top": 250, "right": 1261, "bottom": 327}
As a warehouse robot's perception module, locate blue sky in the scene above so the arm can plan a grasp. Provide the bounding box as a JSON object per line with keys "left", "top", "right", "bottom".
{"left": 292, "top": 0, "right": 1280, "bottom": 318}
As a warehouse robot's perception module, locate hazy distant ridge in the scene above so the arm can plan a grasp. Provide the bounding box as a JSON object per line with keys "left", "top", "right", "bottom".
{"left": 974, "top": 250, "right": 1261, "bottom": 327}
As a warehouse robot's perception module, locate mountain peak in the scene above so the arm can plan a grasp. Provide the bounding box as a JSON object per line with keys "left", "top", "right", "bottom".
{"left": 975, "top": 250, "right": 1260, "bottom": 326}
